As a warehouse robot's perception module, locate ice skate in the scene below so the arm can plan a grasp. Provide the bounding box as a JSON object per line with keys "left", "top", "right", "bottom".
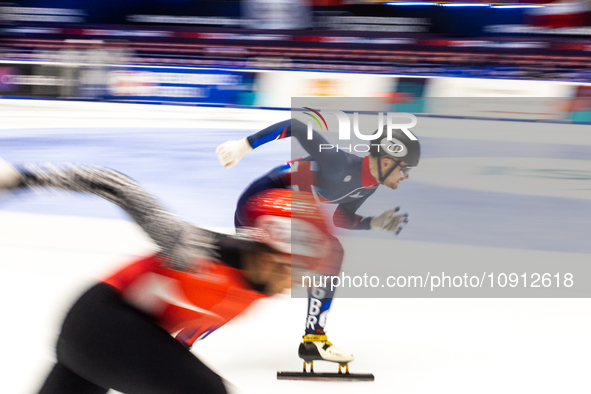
{"left": 277, "top": 334, "right": 372, "bottom": 381}
{"left": 298, "top": 333, "right": 354, "bottom": 372}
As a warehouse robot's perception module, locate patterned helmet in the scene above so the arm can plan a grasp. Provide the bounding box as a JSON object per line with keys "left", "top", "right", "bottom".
{"left": 241, "top": 189, "right": 330, "bottom": 259}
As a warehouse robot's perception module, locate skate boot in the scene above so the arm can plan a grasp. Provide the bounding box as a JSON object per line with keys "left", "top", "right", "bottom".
{"left": 278, "top": 334, "right": 371, "bottom": 380}
{"left": 298, "top": 333, "right": 354, "bottom": 373}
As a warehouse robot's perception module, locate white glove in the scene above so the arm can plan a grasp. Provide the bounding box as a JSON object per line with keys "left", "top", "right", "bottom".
{"left": 370, "top": 207, "right": 409, "bottom": 235}
{"left": 215, "top": 137, "right": 253, "bottom": 169}
{"left": 0, "top": 158, "right": 22, "bottom": 191}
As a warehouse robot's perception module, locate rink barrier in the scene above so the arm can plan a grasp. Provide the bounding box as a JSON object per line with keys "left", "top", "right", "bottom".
{"left": 1, "top": 61, "right": 590, "bottom": 124}
{"left": 2, "top": 95, "right": 590, "bottom": 126}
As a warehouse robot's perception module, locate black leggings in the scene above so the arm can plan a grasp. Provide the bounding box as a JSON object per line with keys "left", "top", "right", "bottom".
{"left": 38, "top": 282, "right": 227, "bottom": 394}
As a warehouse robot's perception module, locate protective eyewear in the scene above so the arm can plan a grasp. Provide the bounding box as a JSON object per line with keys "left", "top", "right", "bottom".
{"left": 399, "top": 165, "right": 413, "bottom": 177}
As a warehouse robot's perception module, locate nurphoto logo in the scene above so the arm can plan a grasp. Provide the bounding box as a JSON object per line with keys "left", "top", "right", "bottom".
{"left": 302, "top": 108, "right": 418, "bottom": 153}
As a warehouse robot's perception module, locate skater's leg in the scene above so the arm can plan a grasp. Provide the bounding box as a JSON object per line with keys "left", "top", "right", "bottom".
{"left": 300, "top": 236, "right": 352, "bottom": 364}
{"left": 53, "top": 283, "right": 227, "bottom": 394}
{"left": 306, "top": 232, "right": 345, "bottom": 334}
{"left": 38, "top": 363, "right": 107, "bottom": 394}
{"left": 300, "top": 285, "right": 353, "bottom": 363}
{"left": 305, "top": 285, "right": 335, "bottom": 334}
{"left": 305, "top": 233, "right": 344, "bottom": 334}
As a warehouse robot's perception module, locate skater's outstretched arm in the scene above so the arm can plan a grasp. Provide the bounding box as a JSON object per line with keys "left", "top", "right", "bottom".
{"left": 216, "top": 119, "right": 346, "bottom": 170}
{"left": 1, "top": 160, "right": 221, "bottom": 272}
{"left": 333, "top": 196, "right": 373, "bottom": 230}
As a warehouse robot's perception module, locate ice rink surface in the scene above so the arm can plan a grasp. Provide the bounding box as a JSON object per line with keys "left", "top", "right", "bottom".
{"left": 1, "top": 100, "right": 590, "bottom": 394}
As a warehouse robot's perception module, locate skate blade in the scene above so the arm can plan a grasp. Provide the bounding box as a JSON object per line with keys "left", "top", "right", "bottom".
{"left": 277, "top": 371, "right": 374, "bottom": 381}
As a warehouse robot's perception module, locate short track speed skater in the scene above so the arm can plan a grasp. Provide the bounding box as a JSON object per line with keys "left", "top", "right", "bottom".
{"left": 277, "top": 334, "right": 374, "bottom": 381}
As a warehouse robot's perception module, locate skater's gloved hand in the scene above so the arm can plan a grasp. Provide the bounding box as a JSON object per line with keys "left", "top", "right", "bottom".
{"left": 215, "top": 138, "right": 253, "bottom": 169}
{"left": 0, "top": 158, "right": 22, "bottom": 191}
{"left": 370, "top": 207, "right": 408, "bottom": 235}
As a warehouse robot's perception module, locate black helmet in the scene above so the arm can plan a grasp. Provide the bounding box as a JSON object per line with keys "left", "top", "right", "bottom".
{"left": 369, "top": 127, "right": 420, "bottom": 183}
